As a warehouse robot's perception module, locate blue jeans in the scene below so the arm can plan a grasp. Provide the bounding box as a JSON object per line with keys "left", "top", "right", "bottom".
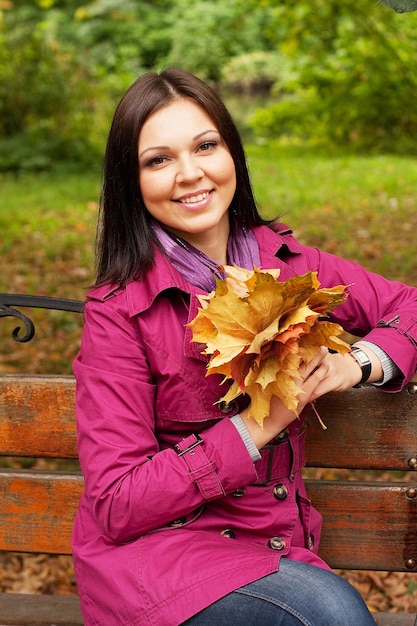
{"left": 183, "top": 559, "right": 376, "bottom": 625}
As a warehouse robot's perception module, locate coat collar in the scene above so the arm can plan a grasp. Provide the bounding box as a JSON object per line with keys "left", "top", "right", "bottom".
{"left": 87, "top": 224, "right": 302, "bottom": 317}
{"left": 253, "top": 223, "right": 302, "bottom": 274}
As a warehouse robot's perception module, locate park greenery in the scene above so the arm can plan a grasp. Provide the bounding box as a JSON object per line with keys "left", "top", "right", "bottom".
{"left": 1, "top": 0, "right": 417, "bottom": 372}
{"left": 1, "top": 0, "right": 417, "bottom": 172}
{"left": 2, "top": 144, "right": 417, "bottom": 375}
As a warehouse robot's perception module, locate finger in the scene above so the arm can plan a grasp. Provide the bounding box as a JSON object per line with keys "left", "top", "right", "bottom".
{"left": 301, "top": 346, "right": 329, "bottom": 379}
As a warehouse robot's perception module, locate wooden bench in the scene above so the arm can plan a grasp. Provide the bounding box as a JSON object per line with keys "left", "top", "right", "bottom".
{"left": 0, "top": 294, "right": 416, "bottom": 625}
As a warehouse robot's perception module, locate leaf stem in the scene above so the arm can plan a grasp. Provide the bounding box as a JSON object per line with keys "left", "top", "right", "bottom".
{"left": 310, "top": 401, "right": 327, "bottom": 430}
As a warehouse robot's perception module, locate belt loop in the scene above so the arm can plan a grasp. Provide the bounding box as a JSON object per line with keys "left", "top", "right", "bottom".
{"left": 290, "top": 431, "right": 305, "bottom": 481}
{"left": 253, "top": 433, "right": 305, "bottom": 486}
{"left": 261, "top": 444, "right": 275, "bottom": 486}
{"left": 253, "top": 440, "right": 290, "bottom": 485}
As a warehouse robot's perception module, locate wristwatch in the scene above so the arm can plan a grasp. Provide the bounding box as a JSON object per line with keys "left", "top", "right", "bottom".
{"left": 349, "top": 346, "right": 372, "bottom": 386}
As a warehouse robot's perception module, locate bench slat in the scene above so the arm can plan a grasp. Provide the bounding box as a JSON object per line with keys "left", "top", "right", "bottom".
{"left": 305, "top": 384, "right": 417, "bottom": 470}
{"left": 2, "top": 377, "right": 417, "bottom": 472}
{"left": 0, "top": 594, "right": 412, "bottom": 626}
{"left": 0, "top": 376, "right": 77, "bottom": 458}
{"left": 1, "top": 469, "right": 417, "bottom": 575}
{"left": 307, "top": 479, "right": 417, "bottom": 571}
{"left": 0, "top": 470, "right": 83, "bottom": 554}
{"left": 373, "top": 615, "right": 417, "bottom": 625}
{"left": 0, "top": 592, "right": 83, "bottom": 626}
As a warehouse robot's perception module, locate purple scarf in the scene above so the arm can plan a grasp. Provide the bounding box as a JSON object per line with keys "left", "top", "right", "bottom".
{"left": 151, "top": 219, "right": 261, "bottom": 292}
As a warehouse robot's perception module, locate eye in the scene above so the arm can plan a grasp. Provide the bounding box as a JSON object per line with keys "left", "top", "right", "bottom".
{"left": 198, "top": 140, "right": 220, "bottom": 153}
{"left": 144, "top": 155, "right": 168, "bottom": 168}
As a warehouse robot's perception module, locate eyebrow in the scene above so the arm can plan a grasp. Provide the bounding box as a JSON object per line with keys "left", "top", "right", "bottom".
{"left": 138, "top": 129, "right": 220, "bottom": 159}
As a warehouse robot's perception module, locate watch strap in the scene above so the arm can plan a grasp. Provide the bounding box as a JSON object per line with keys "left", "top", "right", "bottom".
{"left": 350, "top": 346, "right": 372, "bottom": 386}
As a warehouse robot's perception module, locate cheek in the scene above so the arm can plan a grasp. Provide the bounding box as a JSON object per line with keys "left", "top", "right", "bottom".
{"left": 220, "top": 156, "right": 237, "bottom": 193}
{"left": 140, "top": 173, "right": 167, "bottom": 206}
{"left": 207, "top": 152, "right": 235, "bottom": 189}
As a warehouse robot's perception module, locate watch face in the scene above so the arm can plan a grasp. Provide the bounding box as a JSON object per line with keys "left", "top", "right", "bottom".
{"left": 351, "top": 348, "right": 372, "bottom": 386}
{"left": 354, "top": 350, "right": 370, "bottom": 366}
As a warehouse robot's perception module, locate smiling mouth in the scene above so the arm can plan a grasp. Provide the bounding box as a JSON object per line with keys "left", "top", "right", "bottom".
{"left": 177, "top": 191, "right": 211, "bottom": 204}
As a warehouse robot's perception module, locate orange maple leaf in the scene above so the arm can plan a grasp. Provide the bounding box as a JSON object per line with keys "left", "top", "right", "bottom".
{"left": 188, "top": 267, "right": 350, "bottom": 427}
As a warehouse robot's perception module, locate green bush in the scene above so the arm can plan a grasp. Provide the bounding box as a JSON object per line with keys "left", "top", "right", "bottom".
{"left": 2, "top": 0, "right": 417, "bottom": 172}
{"left": 164, "top": 0, "right": 275, "bottom": 83}
{"left": 0, "top": 5, "right": 133, "bottom": 171}
{"left": 249, "top": 2, "right": 417, "bottom": 152}
{"left": 220, "top": 51, "right": 285, "bottom": 93}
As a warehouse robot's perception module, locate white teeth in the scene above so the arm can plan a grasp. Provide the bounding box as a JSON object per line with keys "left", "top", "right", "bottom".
{"left": 181, "top": 192, "right": 209, "bottom": 204}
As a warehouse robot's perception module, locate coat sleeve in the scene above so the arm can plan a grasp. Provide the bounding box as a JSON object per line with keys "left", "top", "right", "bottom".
{"left": 294, "top": 244, "right": 417, "bottom": 390}
{"left": 73, "top": 296, "right": 258, "bottom": 544}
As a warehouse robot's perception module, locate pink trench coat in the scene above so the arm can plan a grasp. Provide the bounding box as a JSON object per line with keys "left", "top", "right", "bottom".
{"left": 72, "top": 225, "right": 417, "bottom": 626}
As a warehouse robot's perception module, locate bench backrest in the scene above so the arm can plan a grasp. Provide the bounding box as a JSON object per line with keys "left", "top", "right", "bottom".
{"left": 1, "top": 295, "right": 416, "bottom": 574}
{"left": 1, "top": 375, "right": 417, "bottom": 572}
{"left": 304, "top": 383, "right": 417, "bottom": 572}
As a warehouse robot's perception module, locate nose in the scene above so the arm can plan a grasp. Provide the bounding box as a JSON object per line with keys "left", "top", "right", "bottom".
{"left": 176, "top": 155, "right": 203, "bottom": 184}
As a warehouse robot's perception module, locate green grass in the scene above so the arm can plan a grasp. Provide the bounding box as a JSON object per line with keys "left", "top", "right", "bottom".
{"left": 1, "top": 145, "right": 417, "bottom": 374}
{"left": 247, "top": 144, "right": 417, "bottom": 285}
{"left": 0, "top": 170, "right": 100, "bottom": 296}
{"left": 0, "top": 170, "right": 101, "bottom": 374}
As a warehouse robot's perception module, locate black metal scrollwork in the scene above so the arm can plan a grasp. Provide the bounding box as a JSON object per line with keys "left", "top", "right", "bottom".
{"left": 0, "top": 302, "right": 35, "bottom": 342}
{"left": 0, "top": 294, "right": 84, "bottom": 343}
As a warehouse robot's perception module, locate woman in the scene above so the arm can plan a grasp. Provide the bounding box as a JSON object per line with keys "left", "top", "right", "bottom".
{"left": 72, "top": 68, "right": 417, "bottom": 625}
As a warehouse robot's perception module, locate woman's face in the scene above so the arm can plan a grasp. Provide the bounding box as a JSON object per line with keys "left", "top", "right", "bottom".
{"left": 138, "top": 98, "right": 236, "bottom": 259}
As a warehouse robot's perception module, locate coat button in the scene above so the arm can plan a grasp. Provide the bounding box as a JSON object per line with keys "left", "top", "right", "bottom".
{"left": 220, "top": 528, "right": 235, "bottom": 538}
{"left": 168, "top": 517, "right": 186, "bottom": 527}
{"left": 268, "top": 536, "right": 286, "bottom": 551}
{"left": 232, "top": 487, "right": 246, "bottom": 497}
{"left": 274, "top": 428, "right": 289, "bottom": 444}
{"left": 273, "top": 484, "right": 288, "bottom": 501}
{"left": 218, "top": 401, "right": 234, "bottom": 413}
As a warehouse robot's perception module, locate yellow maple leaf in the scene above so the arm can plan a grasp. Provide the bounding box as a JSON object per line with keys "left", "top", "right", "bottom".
{"left": 187, "top": 267, "right": 350, "bottom": 427}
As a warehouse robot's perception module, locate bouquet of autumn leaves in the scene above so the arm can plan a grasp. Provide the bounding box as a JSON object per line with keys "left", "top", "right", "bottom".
{"left": 188, "top": 266, "right": 351, "bottom": 428}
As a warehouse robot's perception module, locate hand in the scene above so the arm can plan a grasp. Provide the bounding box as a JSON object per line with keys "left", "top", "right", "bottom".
{"left": 306, "top": 343, "right": 383, "bottom": 398}
{"left": 240, "top": 346, "right": 330, "bottom": 449}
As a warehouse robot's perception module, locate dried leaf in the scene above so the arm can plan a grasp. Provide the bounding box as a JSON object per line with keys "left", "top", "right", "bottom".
{"left": 188, "top": 267, "right": 350, "bottom": 427}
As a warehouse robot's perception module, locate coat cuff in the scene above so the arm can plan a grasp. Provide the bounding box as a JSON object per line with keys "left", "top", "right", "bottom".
{"left": 175, "top": 434, "right": 226, "bottom": 500}
{"left": 229, "top": 414, "right": 261, "bottom": 462}
{"left": 357, "top": 340, "right": 401, "bottom": 386}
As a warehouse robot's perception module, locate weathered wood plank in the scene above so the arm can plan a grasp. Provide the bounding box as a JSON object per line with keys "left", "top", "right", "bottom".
{"left": 0, "top": 592, "right": 413, "bottom": 626}
{"left": 305, "top": 383, "right": 417, "bottom": 470}
{"left": 0, "top": 470, "right": 83, "bottom": 553}
{"left": 2, "top": 468, "right": 417, "bottom": 573}
{"left": 2, "top": 377, "right": 417, "bottom": 471}
{"left": 373, "top": 614, "right": 417, "bottom": 625}
{"left": 0, "top": 376, "right": 77, "bottom": 458}
{"left": 0, "top": 592, "right": 83, "bottom": 625}
{"left": 307, "top": 479, "right": 417, "bottom": 571}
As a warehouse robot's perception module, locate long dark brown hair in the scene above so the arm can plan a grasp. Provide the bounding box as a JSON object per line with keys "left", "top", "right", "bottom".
{"left": 95, "top": 68, "right": 269, "bottom": 287}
